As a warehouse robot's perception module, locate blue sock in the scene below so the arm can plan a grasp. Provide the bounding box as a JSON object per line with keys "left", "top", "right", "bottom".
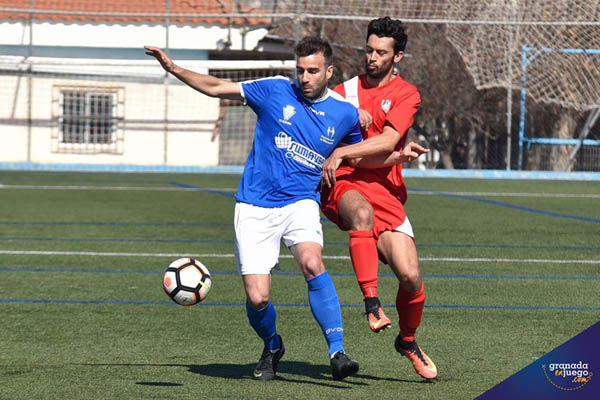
{"left": 306, "top": 271, "right": 345, "bottom": 357}
{"left": 246, "top": 300, "right": 281, "bottom": 350}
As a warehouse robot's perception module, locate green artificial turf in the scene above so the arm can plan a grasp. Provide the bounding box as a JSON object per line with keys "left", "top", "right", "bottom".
{"left": 0, "top": 171, "right": 598, "bottom": 399}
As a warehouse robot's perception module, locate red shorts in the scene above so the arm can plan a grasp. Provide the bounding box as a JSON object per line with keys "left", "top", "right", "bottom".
{"left": 321, "top": 172, "right": 407, "bottom": 240}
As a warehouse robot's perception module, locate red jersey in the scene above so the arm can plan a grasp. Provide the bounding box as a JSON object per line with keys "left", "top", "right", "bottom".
{"left": 321, "top": 74, "right": 420, "bottom": 237}
{"left": 333, "top": 74, "right": 420, "bottom": 204}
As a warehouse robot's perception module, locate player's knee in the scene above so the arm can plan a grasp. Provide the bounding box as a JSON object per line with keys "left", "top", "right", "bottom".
{"left": 343, "top": 204, "right": 373, "bottom": 230}
{"left": 354, "top": 205, "right": 373, "bottom": 229}
{"left": 398, "top": 270, "right": 422, "bottom": 293}
{"left": 246, "top": 290, "right": 270, "bottom": 309}
{"left": 299, "top": 253, "right": 325, "bottom": 279}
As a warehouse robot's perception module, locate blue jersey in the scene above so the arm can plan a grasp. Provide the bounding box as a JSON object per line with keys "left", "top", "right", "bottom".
{"left": 236, "top": 77, "right": 362, "bottom": 207}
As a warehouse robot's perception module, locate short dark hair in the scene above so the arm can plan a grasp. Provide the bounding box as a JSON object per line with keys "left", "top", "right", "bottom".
{"left": 367, "top": 17, "right": 407, "bottom": 53}
{"left": 294, "top": 36, "right": 333, "bottom": 66}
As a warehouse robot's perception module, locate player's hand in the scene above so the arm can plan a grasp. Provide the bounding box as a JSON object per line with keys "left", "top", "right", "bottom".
{"left": 322, "top": 149, "right": 343, "bottom": 188}
{"left": 358, "top": 109, "right": 373, "bottom": 130}
{"left": 400, "top": 142, "right": 430, "bottom": 163}
{"left": 144, "top": 46, "right": 175, "bottom": 73}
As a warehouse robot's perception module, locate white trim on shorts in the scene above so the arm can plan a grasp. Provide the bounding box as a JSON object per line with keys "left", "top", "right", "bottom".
{"left": 234, "top": 199, "right": 323, "bottom": 275}
{"left": 394, "top": 216, "right": 414, "bottom": 238}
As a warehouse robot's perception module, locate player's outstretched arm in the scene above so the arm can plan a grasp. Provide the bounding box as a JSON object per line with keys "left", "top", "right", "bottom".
{"left": 144, "top": 46, "right": 242, "bottom": 100}
{"left": 349, "top": 142, "right": 430, "bottom": 169}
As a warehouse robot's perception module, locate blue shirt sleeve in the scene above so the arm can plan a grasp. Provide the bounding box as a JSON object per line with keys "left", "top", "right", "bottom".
{"left": 240, "top": 77, "right": 288, "bottom": 114}
{"left": 341, "top": 108, "right": 362, "bottom": 145}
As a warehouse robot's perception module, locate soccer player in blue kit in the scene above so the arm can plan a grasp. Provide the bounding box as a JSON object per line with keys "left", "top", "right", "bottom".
{"left": 146, "top": 37, "right": 413, "bottom": 381}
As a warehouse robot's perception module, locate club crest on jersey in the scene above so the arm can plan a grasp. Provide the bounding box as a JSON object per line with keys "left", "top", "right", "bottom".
{"left": 320, "top": 126, "right": 335, "bottom": 145}
{"left": 279, "top": 105, "right": 295, "bottom": 125}
{"left": 381, "top": 99, "right": 392, "bottom": 114}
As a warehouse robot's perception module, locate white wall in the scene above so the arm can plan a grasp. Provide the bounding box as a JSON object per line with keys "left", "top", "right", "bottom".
{"left": 1, "top": 73, "right": 220, "bottom": 166}
{"left": 0, "top": 75, "right": 29, "bottom": 162}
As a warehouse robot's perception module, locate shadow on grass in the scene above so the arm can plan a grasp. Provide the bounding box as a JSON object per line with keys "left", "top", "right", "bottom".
{"left": 136, "top": 382, "right": 183, "bottom": 387}
{"left": 275, "top": 360, "right": 429, "bottom": 386}
{"left": 77, "top": 361, "right": 433, "bottom": 388}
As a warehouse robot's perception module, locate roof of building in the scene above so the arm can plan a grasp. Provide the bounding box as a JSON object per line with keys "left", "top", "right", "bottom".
{"left": 0, "top": 0, "right": 270, "bottom": 26}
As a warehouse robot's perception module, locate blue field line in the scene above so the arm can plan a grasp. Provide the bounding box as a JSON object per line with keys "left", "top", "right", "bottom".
{"left": 0, "top": 298, "right": 175, "bottom": 305}
{"left": 408, "top": 187, "right": 600, "bottom": 223}
{"left": 0, "top": 298, "right": 598, "bottom": 311}
{"left": 170, "top": 179, "right": 597, "bottom": 222}
{"left": 0, "top": 220, "right": 231, "bottom": 228}
{"left": 421, "top": 304, "right": 600, "bottom": 311}
{"left": 2, "top": 266, "right": 599, "bottom": 281}
{"left": 168, "top": 181, "right": 235, "bottom": 198}
{"left": 0, "top": 218, "right": 336, "bottom": 228}
{"left": 423, "top": 273, "right": 600, "bottom": 281}
{"left": 1, "top": 235, "right": 600, "bottom": 251}
{"left": 1, "top": 176, "right": 168, "bottom": 185}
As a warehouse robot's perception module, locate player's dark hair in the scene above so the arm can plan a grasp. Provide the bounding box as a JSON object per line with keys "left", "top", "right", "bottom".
{"left": 367, "top": 17, "right": 407, "bottom": 54}
{"left": 294, "top": 36, "right": 333, "bottom": 66}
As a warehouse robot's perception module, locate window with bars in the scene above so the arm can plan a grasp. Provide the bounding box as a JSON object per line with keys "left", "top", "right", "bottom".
{"left": 60, "top": 91, "right": 116, "bottom": 145}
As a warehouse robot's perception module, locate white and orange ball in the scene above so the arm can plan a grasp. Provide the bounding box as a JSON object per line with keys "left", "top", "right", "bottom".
{"left": 163, "top": 258, "right": 212, "bottom": 305}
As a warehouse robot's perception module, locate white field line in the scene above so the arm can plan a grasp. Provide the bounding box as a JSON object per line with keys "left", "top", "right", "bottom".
{"left": 0, "top": 184, "right": 598, "bottom": 198}
{"left": 1, "top": 250, "right": 599, "bottom": 264}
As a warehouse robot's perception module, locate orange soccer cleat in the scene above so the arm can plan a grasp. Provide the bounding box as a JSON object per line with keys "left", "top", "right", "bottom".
{"left": 365, "top": 297, "right": 392, "bottom": 333}
{"left": 394, "top": 335, "right": 438, "bottom": 380}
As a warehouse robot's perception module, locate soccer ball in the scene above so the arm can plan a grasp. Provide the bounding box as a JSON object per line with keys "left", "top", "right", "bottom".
{"left": 163, "top": 258, "right": 212, "bottom": 306}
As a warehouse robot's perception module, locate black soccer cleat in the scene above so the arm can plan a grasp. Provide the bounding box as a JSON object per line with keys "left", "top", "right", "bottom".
{"left": 330, "top": 351, "right": 359, "bottom": 380}
{"left": 253, "top": 335, "right": 285, "bottom": 381}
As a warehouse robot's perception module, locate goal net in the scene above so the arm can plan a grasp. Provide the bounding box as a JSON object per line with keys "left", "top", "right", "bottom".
{"left": 444, "top": 1, "right": 600, "bottom": 112}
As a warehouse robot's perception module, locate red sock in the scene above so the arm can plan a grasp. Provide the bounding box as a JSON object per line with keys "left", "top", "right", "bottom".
{"left": 348, "top": 230, "right": 379, "bottom": 299}
{"left": 395, "top": 282, "right": 425, "bottom": 342}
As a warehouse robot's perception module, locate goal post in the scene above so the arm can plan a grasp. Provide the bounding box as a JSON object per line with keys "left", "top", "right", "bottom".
{"left": 517, "top": 46, "right": 600, "bottom": 170}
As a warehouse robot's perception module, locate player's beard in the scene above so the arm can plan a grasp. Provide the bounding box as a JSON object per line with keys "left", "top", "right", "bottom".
{"left": 365, "top": 58, "right": 394, "bottom": 79}
{"left": 300, "top": 81, "right": 327, "bottom": 100}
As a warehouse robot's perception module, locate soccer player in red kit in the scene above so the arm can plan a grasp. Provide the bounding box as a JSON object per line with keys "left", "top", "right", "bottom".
{"left": 321, "top": 17, "right": 437, "bottom": 380}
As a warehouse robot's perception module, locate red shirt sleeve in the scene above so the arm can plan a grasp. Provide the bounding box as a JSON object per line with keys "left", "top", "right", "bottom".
{"left": 386, "top": 85, "right": 421, "bottom": 139}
